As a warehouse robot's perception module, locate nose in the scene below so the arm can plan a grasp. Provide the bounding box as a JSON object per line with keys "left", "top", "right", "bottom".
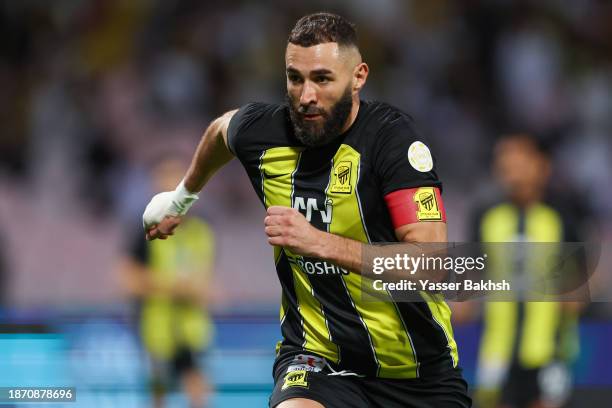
{"left": 299, "top": 80, "right": 317, "bottom": 106}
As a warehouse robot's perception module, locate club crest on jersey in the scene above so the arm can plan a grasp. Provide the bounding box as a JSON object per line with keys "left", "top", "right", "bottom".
{"left": 413, "top": 187, "right": 442, "bottom": 221}
{"left": 282, "top": 369, "right": 309, "bottom": 390}
{"left": 330, "top": 161, "right": 352, "bottom": 194}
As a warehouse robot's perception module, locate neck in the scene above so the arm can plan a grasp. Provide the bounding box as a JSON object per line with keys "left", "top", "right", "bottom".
{"left": 340, "top": 96, "right": 360, "bottom": 134}
{"left": 511, "top": 191, "right": 541, "bottom": 209}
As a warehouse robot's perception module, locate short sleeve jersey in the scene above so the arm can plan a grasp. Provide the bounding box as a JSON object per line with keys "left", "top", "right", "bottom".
{"left": 228, "top": 100, "right": 457, "bottom": 379}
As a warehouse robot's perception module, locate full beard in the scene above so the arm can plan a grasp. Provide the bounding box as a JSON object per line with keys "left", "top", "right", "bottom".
{"left": 287, "top": 87, "right": 353, "bottom": 147}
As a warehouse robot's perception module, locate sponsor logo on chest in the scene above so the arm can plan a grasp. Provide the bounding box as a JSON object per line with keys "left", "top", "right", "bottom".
{"left": 293, "top": 196, "right": 333, "bottom": 224}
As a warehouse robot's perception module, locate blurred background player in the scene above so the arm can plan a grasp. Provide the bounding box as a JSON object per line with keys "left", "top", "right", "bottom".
{"left": 467, "top": 134, "right": 584, "bottom": 408}
{"left": 120, "top": 157, "right": 215, "bottom": 408}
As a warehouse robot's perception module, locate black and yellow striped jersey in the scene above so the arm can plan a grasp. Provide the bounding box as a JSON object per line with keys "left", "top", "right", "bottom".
{"left": 131, "top": 217, "right": 215, "bottom": 359}
{"left": 472, "top": 200, "right": 580, "bottom": 369}
{"left": 227, "top": 100, "right": 458, "bottom": 379}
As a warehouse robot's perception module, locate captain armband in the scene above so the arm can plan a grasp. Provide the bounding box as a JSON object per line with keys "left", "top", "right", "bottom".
{"left": 384, "top": 187, "right": 446, "bottom": 229}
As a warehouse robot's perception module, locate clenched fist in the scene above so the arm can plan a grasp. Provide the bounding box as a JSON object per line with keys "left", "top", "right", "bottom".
{"left": 264, "top": 206, "right": 326, "bottom": 257}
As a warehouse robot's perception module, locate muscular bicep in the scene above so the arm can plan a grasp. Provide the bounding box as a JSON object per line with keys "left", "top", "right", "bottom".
{"left": 218, "top": 109, "right": 238, "bottom": 151}
{"left": 183, "top": 110, "right": 237, "bottom": 193}
{"left": 395, "top": 221, "right": 447, "bottom": 243}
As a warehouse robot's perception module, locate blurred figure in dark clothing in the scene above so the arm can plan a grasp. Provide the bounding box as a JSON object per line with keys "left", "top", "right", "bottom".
{"left": 120, "top": 157, "right": 215, "bottom": 408}
{"left": 465, "top": 134, "right": 585, "bottom": 408}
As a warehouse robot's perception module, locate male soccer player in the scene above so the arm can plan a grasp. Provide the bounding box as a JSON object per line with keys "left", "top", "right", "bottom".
{"left": 143, "top": 13, "right": 470, "bottom": 408}
{"left": 123, "top": 157, "right": 214, "bottom": 408}
{"left": 470, "top": 134, "right": 582, "bottom": 408}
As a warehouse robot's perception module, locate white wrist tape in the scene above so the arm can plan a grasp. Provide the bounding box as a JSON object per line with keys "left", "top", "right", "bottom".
{"left": 171, "top": 180, "right": 200, "bottom": 215}
{"left": 142, "top": 180, "right": 199, "bottom": 228}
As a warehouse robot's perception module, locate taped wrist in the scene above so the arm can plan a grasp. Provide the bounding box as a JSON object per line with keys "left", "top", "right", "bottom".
{"left": 169, "top": 180, "right": 199, "bottom": 216}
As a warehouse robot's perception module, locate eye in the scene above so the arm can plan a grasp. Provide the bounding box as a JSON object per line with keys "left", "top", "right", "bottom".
{"left": 314, "top": 76, "right": 330, "bottom": 84}
{"left": 287, "top": 73, "right": 303, "bottom": 84}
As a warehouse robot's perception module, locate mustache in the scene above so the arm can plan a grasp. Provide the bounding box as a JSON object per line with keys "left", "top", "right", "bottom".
{"left": 297, "top": 104, "right": 325, "bottom": 115}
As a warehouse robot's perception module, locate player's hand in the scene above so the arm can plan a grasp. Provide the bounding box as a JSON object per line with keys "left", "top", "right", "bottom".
{"left": 142, "top": 182, "right": 199, "bottom": 240}
{"left": 143, "top": 189, "right": 192, "bottom": 241}
{"left": 145, "top": 215, "right": 182, "bottom": 241}
{"left": 264, "top": 206, "right": 325, "bottom": 257}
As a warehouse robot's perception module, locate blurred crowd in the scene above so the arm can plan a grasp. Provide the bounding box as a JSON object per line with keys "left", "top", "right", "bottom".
{"left": 0, "top": 0, "right": 611, "bottom": 308}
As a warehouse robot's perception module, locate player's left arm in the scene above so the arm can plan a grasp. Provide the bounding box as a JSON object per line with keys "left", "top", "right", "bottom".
{"left": 394, "top": 219, "right": 447, "bottom": 243}
{"left": 264, "top": 193, "right": 447, "bottom": 275}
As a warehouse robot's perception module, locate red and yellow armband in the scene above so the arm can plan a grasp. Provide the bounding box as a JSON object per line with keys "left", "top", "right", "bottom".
{"left": 384, "top": 187, "right": 446, "bottom": 229}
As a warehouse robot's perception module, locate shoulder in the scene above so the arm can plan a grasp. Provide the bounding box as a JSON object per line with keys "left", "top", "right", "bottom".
{"left": 360, "top": 100, "right": 416, "bottom": 133}
{"left": 361, "top": 101, "right": 442, "bottom": 194}
{"left": 352, "top": 100, "right": 421, "bottom": 153}
{"left": 363, "top": 101, "right": 430, "bottom": 163}
{"left": 360, "top": 101, "right": 425, "bottom": 152}
{"left": 470, "top": 199, "right": 511, "bottom": 241}
{"left": 227, "top": 102, "right": 287, "bottom": 155}
{"left": 541, "top": 192, "right": 588, "bottom": 241}
{"left": 472, "top": 199, "right": 507, "bottom": 223}
{"left": 230, "top": 102, "right": 285, "bottom": 126}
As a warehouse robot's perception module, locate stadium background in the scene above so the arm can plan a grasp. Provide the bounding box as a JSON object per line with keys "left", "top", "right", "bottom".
{"left": 0, "top": 0, "right": 611, "bottom": 406}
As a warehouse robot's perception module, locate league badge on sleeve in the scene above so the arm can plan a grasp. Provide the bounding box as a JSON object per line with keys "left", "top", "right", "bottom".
{"left": 408, "top": 141, "right": 434, "bottom": 172}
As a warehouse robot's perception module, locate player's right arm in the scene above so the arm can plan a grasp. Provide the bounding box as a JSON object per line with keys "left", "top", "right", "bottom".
{"left": 183, "top": 109, "right": 237, "bottom": 192}
{"left": 144, "top": 110, "right": 237, "bottom": 241}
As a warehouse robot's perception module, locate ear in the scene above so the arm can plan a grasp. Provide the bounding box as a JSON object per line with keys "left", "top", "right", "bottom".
{"left": 540, "top": 157, "right": 552, "bottom": 184}
{"left": 352, "top": 62, "right": 369, "bottom": 92}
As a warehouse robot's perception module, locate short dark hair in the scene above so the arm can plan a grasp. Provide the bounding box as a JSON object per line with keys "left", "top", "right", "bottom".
{"left": 497, "top": 133, "right": 551, "bottom": 158}
{"left": 288, "top": 12, "right": 358, "bottom": 48}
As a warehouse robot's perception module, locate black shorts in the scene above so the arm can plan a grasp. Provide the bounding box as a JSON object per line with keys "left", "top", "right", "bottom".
{"left": 150, "top": 347, "right": 201, "bottom": 394}
{"left": 269, "top": 354, "right": 471, "bottom": 408}
{"left": 500, "top": 362, "right": 572, "bottom": 408}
